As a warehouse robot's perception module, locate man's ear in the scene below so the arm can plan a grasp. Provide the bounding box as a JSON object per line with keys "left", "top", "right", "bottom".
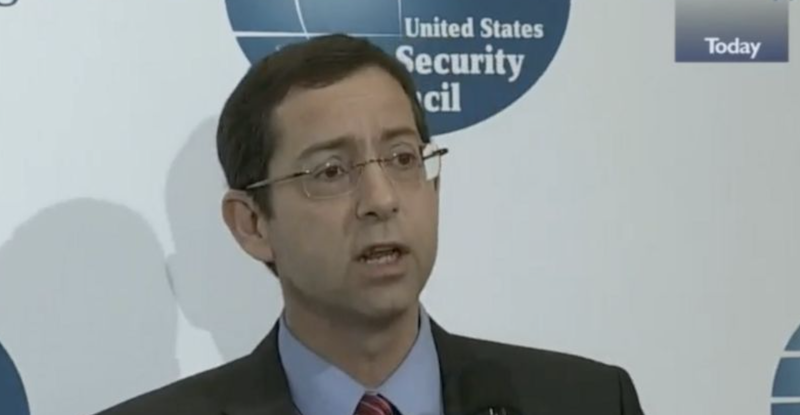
{"left": 221, "top": 190, "right": 275, "bottom": 263}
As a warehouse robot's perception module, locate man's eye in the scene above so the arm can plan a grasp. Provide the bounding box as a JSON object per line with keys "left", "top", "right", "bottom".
{"left": 393, "top": 151, "right": 419, "bottom": 167}
{"left": 314, "top": 164, "right": 347, "bottom": 180}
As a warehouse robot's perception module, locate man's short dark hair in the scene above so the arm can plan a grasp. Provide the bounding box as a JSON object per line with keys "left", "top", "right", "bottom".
{"left": 216, "top": 34, "right": 431, "bottom": 217}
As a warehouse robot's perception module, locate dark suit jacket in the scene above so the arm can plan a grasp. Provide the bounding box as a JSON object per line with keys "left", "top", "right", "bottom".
{"left": 96, "top": 320, "right": 644, "bottom": 415}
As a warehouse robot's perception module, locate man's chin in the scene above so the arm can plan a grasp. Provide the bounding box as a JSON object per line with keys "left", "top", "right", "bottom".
{"left": 350, "top": 300, "right": 420, "bottom": 328}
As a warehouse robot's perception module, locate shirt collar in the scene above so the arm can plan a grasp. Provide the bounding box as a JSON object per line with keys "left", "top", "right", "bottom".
{"left": 278, "top": 307, "right": 442, "bottom": 415}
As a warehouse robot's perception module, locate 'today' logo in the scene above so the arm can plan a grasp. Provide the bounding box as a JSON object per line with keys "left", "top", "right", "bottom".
{"left": 773, "top": 325, "right": 800, "bottom": 415}
{"left": 225, "top": 0, "right": 570, "bottom": 135}
{"left": 675, "top": 0, "right": 789, "bottom": 62}
{"left": 0, "top": 341, "right": 29, "bottom": 415}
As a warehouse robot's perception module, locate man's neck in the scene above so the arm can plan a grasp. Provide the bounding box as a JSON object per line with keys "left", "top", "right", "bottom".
{"left": 283, "top": 303, "right": 420, "bottom": 388}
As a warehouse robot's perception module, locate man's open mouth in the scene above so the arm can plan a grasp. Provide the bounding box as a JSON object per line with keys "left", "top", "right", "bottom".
{"left": 357, "top": 244, "right": 408, "bottom": 264}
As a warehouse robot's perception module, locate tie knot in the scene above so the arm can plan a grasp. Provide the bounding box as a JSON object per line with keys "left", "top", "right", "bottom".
{"left": 355, "top": 393, "right": 395, "bottom": 415}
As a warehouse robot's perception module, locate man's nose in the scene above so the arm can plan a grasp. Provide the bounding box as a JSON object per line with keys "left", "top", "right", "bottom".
{"left": 355, "top": 162, "right": 399, "bottom": 220}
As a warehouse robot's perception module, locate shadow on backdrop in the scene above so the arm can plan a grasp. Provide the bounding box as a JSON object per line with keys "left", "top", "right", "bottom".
{"left": 0, "top": 199, "right": 179, "bottom": 415}
{"left": 166, "top": 117, "right": 283, "bottom": 362}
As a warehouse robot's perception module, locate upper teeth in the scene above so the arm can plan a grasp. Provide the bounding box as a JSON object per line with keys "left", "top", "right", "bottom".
{"left": 362, "top": 248, "right": 399, "bottom": 263}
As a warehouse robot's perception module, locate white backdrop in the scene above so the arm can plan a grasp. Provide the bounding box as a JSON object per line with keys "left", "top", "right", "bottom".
{"left": 1, "top": 1, "right": 799, "bottom": 415}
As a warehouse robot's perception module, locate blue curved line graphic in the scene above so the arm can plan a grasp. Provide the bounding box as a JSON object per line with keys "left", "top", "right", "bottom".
{"left": 773, "top": 403, "right": 800, "bottom": 415}
{"left": 787, "top": 325, "right": 800, "bottom": 351}
{"left": 293, "top": 0, "right": 310, "bottom": 38}
{"left": 773, "top": 358, "right": 800, "bottom": 398}
{"left": 0, "top": 341, "right": 29, "bottom": 415}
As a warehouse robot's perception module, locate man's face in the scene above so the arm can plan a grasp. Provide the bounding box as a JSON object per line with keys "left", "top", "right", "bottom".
{"left": 263, "top": 66, "right": 439, "bottom": 323}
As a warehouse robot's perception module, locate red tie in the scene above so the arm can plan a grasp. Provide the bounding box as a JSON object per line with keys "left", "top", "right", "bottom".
{"left": 355, "top": 393, "right": 395, "bottom": 415}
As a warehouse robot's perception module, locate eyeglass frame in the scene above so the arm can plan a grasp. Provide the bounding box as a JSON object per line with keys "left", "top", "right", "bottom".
{"left": 242, "top": 142, "right": 449, "bottom": 199}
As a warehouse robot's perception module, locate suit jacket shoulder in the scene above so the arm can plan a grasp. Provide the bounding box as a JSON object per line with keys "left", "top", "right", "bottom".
{"left": 437, "top": 330, "right": 644, "bottom": 415}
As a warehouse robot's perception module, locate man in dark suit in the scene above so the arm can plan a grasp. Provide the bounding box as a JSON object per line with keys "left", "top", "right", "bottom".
{"left": 97, "top": 34, "right": 645, "bottom": 415}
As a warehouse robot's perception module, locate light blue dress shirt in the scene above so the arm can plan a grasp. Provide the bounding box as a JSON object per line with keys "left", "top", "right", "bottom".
{"left": 278, "top": 307, "right": 442, "bottom": 415}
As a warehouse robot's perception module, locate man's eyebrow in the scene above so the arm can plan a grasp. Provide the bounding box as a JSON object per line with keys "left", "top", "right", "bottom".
{"left": 382, "top": 126, "right": 419, "bottom": 142}
{"left": 297, "top": 135, "right": 355, "bottom": 160}
{"left": 296, "top": 126, "right": 420, "bottom": 160}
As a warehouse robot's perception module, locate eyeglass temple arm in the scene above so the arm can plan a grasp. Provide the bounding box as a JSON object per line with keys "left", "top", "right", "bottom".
{"left": 423, "top": 148, "right": 449, "bottom": 160}
{"left": 245, "top": 170, "right": 310, "bottom": 190}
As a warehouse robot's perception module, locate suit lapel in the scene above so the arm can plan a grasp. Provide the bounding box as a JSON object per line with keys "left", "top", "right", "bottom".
{"left": 220, "top": 322, "right": 297, "bottom": 415}
{"left": 430, "top": 319, "right": 474, "bottom": 415}
{"left": 431, "top": 320, "right": 553, "bottom": 415}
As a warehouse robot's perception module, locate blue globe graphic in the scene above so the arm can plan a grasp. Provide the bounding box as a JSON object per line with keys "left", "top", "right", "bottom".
{"left": 0, "top": 341, "right": 29, "bottom": 415}
{"left": 773, "top": 325, "right": 800, "bottom": 415}
{"left": 225, "top": 0, "right": 570, "bottom": 135}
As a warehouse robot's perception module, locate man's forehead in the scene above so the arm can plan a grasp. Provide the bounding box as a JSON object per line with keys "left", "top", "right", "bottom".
{"left": 276, "top": 67, "right": 411, "bottom": 121}
{"left": 271, "top": 68, "right": 417, "bottom": 158}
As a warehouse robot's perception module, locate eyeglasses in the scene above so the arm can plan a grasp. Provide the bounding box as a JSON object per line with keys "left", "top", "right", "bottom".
{"left": 244, "top": 142, "right": 449, "bottom": 199}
